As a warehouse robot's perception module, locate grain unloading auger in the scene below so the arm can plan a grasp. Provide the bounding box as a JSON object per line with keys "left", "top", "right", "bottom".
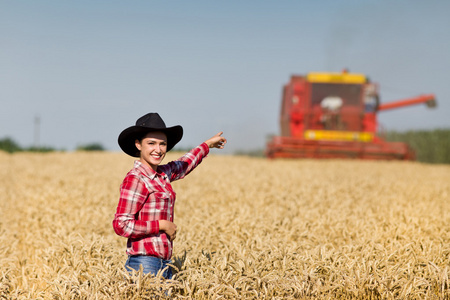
{"left": 265, "top": 71, "right": 436, "bottom": 160}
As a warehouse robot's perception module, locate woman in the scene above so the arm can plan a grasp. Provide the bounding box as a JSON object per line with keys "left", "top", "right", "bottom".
{"left": 113, "top": 112, "right": 226, "bottom": 279}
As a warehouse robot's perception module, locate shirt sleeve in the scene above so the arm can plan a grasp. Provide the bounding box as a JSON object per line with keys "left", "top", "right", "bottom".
{"left": 112, "top": 174, "right": 160, "bottom": 238}
{"left": 163, "top": 142, "right": 210, "bottom": 182}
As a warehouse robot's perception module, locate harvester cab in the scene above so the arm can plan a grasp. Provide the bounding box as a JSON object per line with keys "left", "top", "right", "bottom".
{"left": 266, "top": 71, "right": 436, "bottom": 160}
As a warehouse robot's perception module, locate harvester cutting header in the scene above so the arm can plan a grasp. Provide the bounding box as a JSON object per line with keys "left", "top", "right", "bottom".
{"left": 266, "top": 70, "right": 436, "bottom": 160}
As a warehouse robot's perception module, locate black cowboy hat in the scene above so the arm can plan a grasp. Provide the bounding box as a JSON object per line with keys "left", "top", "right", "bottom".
{"left": 118, "top": 113, "right": 183, "bottom": 157}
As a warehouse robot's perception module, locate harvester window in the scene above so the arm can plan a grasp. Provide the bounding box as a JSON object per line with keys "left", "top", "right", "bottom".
{"left": 364, "top": 94, "right": 379, "bottom": 112}
{"left": 364, "top": 83, "right": 379, "bottom": 112}
{"left": 311, "top": 83, "right": 362, "bottom": 107}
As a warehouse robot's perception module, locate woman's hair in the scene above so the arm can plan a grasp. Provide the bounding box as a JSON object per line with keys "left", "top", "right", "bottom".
{"left": 135, "top": 130, "right": 168, "bottom": 143}
{"left": 135, "top": 132, "right": 148, "bottom": 143}
{"left": 134, "top": 132, "right": 147, "bottom": 156}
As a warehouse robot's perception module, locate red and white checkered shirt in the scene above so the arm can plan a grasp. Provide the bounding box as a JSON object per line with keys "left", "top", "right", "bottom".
{"left": 113, "top": 143, "right": 209, "bottom": 260}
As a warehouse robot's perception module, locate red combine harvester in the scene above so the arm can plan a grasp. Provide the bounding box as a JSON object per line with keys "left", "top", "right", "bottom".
{"left": 266, "top": 71, "right": 436, "bottom": 160}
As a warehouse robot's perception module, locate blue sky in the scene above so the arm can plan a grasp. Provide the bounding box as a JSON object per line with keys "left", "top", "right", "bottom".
{"left": 1, "top": 0, "right": 449, "bottom": 153}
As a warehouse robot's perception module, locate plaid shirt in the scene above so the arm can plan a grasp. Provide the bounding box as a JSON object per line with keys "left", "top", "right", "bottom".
{"left": 113, "top": 143, "right": 209, "bottom": 260}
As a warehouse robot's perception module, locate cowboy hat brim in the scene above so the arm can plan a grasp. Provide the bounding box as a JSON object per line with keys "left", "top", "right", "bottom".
{"left": 118, "top": 125, "right": 183, "bottom": 157}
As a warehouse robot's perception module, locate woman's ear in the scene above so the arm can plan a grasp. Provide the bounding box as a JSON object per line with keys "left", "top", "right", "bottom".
{"left": 135, "top": 139, "right": 142, "bottom": 151}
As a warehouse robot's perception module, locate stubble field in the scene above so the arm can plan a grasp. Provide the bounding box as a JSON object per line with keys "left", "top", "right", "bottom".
{"left": 0, "top": 150, "right": 449, "bottom": 299}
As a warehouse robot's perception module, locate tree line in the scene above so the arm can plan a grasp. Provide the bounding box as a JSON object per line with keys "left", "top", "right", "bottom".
{"left": 384, "top": 129, "right": 450, "bottom": 164}
{"left": 1, "top": 129, "right": 449, "bottom": 164}
{"left": 0, "top": 137, "right": 104, "bottom": 153}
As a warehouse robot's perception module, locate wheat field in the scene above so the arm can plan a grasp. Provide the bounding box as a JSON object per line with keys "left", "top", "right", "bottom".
{"left": 0, "top": 150, "right": 449, "bottom": 299}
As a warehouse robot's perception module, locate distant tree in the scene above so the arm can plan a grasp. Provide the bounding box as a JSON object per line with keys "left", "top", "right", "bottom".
{"left": 0, "top": 137, "right": 22, "bottom": 153}
{"left": 76, "top": 143, "right": 105, "bottom": 151}
{"left": 385, "top": 129, "right": 450, "bottom": 164}
{"left": 172, "top": 146, "right": 195, "bottom": 153}
{"left": 234, "top": 149, "right": 265, "bottom": 157}
{"left": 26, "top": 146, "right": 56, "bottom": 153}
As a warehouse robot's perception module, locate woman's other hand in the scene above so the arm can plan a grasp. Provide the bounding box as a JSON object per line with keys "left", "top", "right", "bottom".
{"left": 159, "top": 220, "right": 177, "bottom": 241}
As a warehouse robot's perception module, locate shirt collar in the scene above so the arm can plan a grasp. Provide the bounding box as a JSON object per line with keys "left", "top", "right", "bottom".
{"left": 133, "top": 160, "right": 166, "bottom": 180}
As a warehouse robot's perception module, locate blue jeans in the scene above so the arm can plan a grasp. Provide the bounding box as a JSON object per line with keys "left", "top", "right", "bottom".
{"left": 125, "top": 255, "right": 173, "bottom": 279}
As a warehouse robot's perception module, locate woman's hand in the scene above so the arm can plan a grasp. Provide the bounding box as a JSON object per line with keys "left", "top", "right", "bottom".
{"left": 159, "top": 220, "right": 177, "bottom": 241}
{"left": 205, "top": 132, "right": 227, "bottom": 149}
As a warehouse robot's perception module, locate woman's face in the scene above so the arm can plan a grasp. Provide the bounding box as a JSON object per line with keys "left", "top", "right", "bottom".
{"left": 135, "top": 131, "right": 167, "bottom": 171}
